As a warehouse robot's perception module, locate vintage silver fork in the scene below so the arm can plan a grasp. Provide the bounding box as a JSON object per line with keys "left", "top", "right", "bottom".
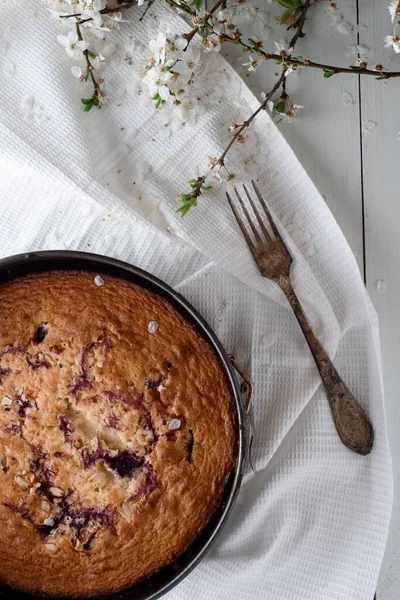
{"left": 226, "top": 181, "right": 374, "bottom": 456}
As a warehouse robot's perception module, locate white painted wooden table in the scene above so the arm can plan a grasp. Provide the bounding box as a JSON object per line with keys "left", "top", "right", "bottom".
{"left": 222, "top": 2, "right": 398, "bottom": 598}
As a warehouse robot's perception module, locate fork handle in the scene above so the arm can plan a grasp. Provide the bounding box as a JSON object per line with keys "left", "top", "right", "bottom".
{"left": 276, "top": 275, "right": 374, "bottom": 455}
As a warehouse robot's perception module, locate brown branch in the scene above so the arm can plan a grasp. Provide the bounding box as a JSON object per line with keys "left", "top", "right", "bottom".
{"left": 139, "top": 0, "right": 156, "bottom": 21}
{"left": 219, "top": 73, "right": 285, "bottom": 165}
{"left": 76, "top": 22, "right": 102, "bottom": 100}
{"left": 222, "top": 37, "right": 400, "bottom": 79}
{"left": 61, "top": 2, "right": 134, "bottom": 20}
{"left": 218, "top": 0, "right": 311, "bottom": 166}
{"left": 289, "top": 0, "right": 311, "bottom": 46}
{"left": 282, "top": 57, "right": 400, "bottom": 78}
{"left": 281, "top": 73, "right": 287, "bottom": 96}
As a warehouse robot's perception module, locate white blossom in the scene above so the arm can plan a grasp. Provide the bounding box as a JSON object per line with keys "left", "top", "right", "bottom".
{"left": 174, "top": 36, "right": 188, "bottom": 51}
{"left": 217, "top": 9, "right": 228, "bottom": 21}
{"left": 143, "top": 33, "right": 203, "bottom": 107}
{"left": 79, "top": 0, "right": 106, "bottom": 19}
{"left": 242, "top": 57, "right": 259, "bottom": 72}
{"left": 71, "top": 65, "right": 84, "bottom": 78}
{"left": 276, "top": 112, "right": 292, "bottom": 124}
{"left": 202, "top": 34, "right": 221, "bottom": 53}
{"left": 90, "top": 52, "right": 106, "bottom": 69}
{"left": 57, "top": 30, "right": 89, "bottom": 59}
{"left": 276, "top": 104, "right": 303, "bottom": 124}
{"left": 274, "top": 39, "right": 293, "bottom": 56}
{"left": 354, "top": 57, "right": 369, "bottom": 67}
{"left": 388, "top": 0, "right": 400, "bottom": 22}
{"left": 143, "top": 66, "right": 173, "bottom": 102}
{"left": 149, "top": 32, "right": 168, "bottom": 65}
{"left": 103, "top": 12, "right": 129, "bottom": 30}
{"left": 173, "top": 48, "right": 200, "bottom": 83}
{"left": 383, "top": 34, "right": 400, "bottom": 52}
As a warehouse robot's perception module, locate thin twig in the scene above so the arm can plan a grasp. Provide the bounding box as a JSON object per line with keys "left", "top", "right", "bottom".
{"left": 221, "top": 37, "right": 400, "bottom": 79}
{"left": 218, "top": 0, "right": 311, "bottom": 166}
{"left": 140, "top": 0, "right": 156, "bottom": 21}
{"left": 219, "top": 73, "right": 285, "bottom": 165}
{"left": 61, "top": 2, "right": 134, "bottom": 20}
{"left": 281, "top": 73, "right": 287, "bottom": 96}
{"left": 289, "top": 0, "right": 311, "bottom": 46}
{"left": 76, "top": 22, "right": 102, "bottom": 100}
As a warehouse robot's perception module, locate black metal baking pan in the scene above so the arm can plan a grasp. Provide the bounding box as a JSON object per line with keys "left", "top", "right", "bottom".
{"left": 0, "top": 251, "right": 248, "bottom": 600}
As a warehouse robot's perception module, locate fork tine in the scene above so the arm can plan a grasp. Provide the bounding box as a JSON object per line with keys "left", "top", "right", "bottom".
{"left": 243, "top": 184, "right": 273, "bottom": 244}
{"left": 234, "top": 187, "right": 263, "bottom": 245}
{"left": 226, "top": 192, "right": 256, "bottom": 252}
{"left": 251, "top": 180, "right": 285, "bottom": 244}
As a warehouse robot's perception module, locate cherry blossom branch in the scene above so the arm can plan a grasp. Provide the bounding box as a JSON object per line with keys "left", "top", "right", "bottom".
{"left": 218, "top": 73, "right": 285, "bottom": 166}
{"left": 221, "top": 36, "right": 400, "bottom": 79}
{"left": 215, "top": 0, "right": 310, "bottom": 167}
{"left": 76, "top": 22, "right": 104, "bottom": 110}
{"left": 61, "top": 2, "right": 135, "bottom": 20}
{"left": 177, "top": 0, "right": 312, "bottom": 214}
{"left": 288, "top": 0, "right": 310, "bottom": 45}
{"left": 281, "top": 73, "right": 287, "bottom": 96}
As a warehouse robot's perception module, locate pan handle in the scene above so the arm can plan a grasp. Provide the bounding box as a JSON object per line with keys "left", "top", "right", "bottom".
{"left": 228, "top": 355, "right": 253, "bottom": 414}
{"left": 229, "top": 355, "right": 256, "bottom": 473}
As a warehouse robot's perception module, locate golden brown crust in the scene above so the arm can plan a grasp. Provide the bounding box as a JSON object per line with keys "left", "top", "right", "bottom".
{"left": 0, "top": 271, "right": 237, "bottom": 597}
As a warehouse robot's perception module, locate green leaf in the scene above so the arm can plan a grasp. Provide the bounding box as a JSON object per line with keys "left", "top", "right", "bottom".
{"left": 293, "top": 0, "right": 303, "bottom": 7}
{"left": 180, "top": 193, "right": 194, "bottom": 203}
{"left": 81, "top": 95, "right": 100, "bottom": 112}
{"left": 375, "top": 75, "right": 385, "bottom": 80}
{"left": 177, "top": 196, "right": 197, "bottom": 217}
{"left": 277, "top": 0, "right": 294, "bottom": 8}
{"left": 152, "top": 93, "right": 166, "bottom": 109}
{"left": 180, "top": 0, "right": 195, "bottom": 13}
{"left": 194, "top": 0, "right": 202, "bottom": 11}
{"left": 280, "top": 6, "right": 295, "bottom": 23}
{"left": 176, "top": 204, "right": 192, "bottom": 217}
{"left": 201, "top": 185, "right": 212, "bottom": 190}
{"left": 294, "top": 55, "right": 305, "bottom": 63}
{"left": 323, "top": 69, "right": 334, "bottom": 78}
{"left": 349, "top": 65, "right": 360, "bottom": 70}
{"left": 275, "top": 100, "right": 286, "bottom": 113}
{"left": 248, "top": 38, "right": 257, "bottom": 46}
